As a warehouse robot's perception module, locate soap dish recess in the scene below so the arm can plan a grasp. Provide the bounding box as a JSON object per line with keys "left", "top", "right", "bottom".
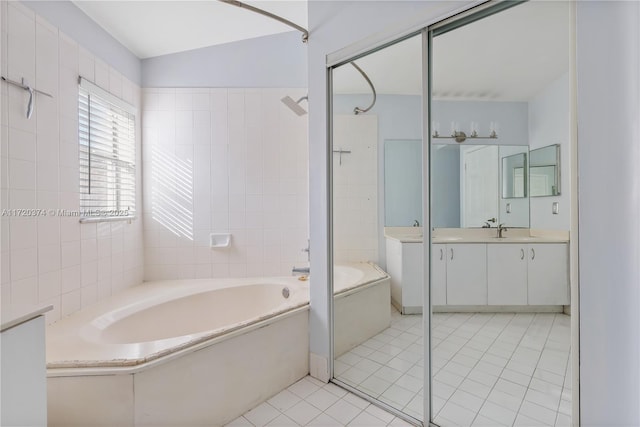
{"left": 210, "top": 233, "right": 231, "bottom": 248}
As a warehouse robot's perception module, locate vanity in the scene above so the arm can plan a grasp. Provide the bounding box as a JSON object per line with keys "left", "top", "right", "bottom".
{"left": 385, "top": 227, "right": 569, "bottom": 313}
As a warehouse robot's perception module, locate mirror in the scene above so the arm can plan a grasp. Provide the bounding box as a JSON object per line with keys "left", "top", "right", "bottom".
{"left": 431, "top": 144, "right": 529, "bottom": 228}
{"left": 332, "top": 34, "right": 424, "bottom": 423}
{"left": 384, "top": 139, "right": 422, "bottom": 226}
{"left": 530, "top": 144, "right": 560, "bottom": 196}
{"left": 502, "top": 152, "right": 527, "bottom": 198}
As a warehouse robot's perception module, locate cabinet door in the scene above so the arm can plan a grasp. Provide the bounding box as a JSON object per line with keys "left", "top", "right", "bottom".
{"left": 487, "top": 244, "right": 528, "bottom": 305}
{"left": 431, "top": 244, "right": 447, "bottom": 305}
{"left": 446, "top": 244, "right": 487, "bottom": 305}
{"left": 528, "top": 243, "right": 569, "bottom": 305}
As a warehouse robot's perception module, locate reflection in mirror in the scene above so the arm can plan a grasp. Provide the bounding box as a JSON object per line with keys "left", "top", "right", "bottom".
{"left": 530, "top": 144, "right": 560, "bottom": 197}
{"left": 332, "top": 34, "right": 424, "bottom": 423}
{"left": 502, "top": 152, "right": 527, "bottom": 198}
{"left": 430, "top": 2, "right": 571, "bottom": 427}
{"left": 384, "top": 139, "right": 422, "bottom": 226}
{"left": 432, "top": 144, "right": 529, "bottom": 228}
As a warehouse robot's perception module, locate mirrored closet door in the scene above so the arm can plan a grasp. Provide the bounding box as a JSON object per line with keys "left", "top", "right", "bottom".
{"left": 330, "top": 34, "right": 426, "bottom": 424}
{"left": 429, "top": 3, "right": 573, "bottom": 426}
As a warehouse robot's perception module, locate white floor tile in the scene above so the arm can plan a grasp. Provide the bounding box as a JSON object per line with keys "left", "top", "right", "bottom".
{"left": 266, "top": 414, "right": 299, "bottom": 426}
{"left": 268, "top": 389, "right": 302, "bottom": 412}
{"left": 459, "top": 378, "right": 492, "bottom": 400}
{"left": 244, "top": 402, "right": 281, "bottom": 426}
{"left": 305, "top": 388, "right": 341, "bottom": 411}
{"left": 438, "top": 401, "right": 477, "bottom": 426}
{"left": 518, "top": 400, "right": 558, "bottom": 425}
{"left": 449, "top": 389, "right": 485, "bottom": 413}
{"left": 306, "top": 412, "right": 345, "bottom": 426}
{"left": 288, "top": 378, "right": 321, "bottom": 399}
{"left": 478, "top": 400, "right": 517, "bottom": 426}
{"left": 347, "top": 411, "right": 388, "bottom": 426}
{"left": 233, "top": 311, "right": 571, "bottom": 427}
{"left": 325, "top": 399, "right": 362, "bottom": 425}
{"left": 283, "top": 401, "right": 321, "bottom": 426}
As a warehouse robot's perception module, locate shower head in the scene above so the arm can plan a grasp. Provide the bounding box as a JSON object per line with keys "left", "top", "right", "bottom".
{"left": 281, "top": 95, "right": 308, "bottom": 116}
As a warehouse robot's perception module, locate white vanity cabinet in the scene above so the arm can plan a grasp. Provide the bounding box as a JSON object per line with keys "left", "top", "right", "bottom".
{"left": 487, "top": 244, "right": 528, "bottom": 305}
{"left": 445, "top": 244, "right": 488, "bottom": 305}
{"left": 487, "top": 242, "right": 569, "bottom": 306}
{"left": 386, "top": 238, "right": 423, "bottom": 313}
{"left": 527, "top": 243, "right": 569, "bottom": 305}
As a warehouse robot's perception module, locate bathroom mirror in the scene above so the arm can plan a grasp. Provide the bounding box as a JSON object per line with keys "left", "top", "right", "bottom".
{"left": 432, "top": 143, "right": 529, "bottom": 228}
{"left": 530, "top": 144, "right": 560, "bottom": 196}
{"left": 502, "top": 152, "right": 527, "bottom": 198}
{"left": 384, "top": 139, "right": 422, "bottom": 226}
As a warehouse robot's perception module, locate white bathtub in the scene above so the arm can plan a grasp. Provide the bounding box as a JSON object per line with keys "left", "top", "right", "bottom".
{"left": 46, "top": 263, "right": 389, "bottom": 427}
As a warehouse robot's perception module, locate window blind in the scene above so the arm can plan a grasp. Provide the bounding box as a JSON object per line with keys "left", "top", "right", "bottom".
{"left": 78, "top": 77, "right": 136, "bottom": 222}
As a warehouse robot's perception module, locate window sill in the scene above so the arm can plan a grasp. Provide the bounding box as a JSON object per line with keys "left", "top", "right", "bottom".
{"left": 79, "top": 216, "right": 136, "bottom": 224}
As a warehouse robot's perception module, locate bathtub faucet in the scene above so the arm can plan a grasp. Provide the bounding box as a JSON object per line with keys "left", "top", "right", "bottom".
{"left": 292, "top": 266, "right": 310, "bottom": 276}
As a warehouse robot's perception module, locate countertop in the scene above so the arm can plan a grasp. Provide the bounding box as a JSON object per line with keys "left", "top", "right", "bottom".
{"left": 384, "top": 227, "right": 569, "bottom": 244}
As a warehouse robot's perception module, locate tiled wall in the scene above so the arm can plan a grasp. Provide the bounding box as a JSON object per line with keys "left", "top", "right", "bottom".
{"left": 142, "top": 88, "right": 309, "bottom": 279}
{"left": 0, "top": 2, "right": 144, "bottom": 324}
{"left": 333, "top": 115, "right": 378, "bottom": 263}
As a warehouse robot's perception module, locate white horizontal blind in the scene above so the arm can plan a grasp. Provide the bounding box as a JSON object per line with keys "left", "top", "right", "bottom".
{"left": 78, "top": 78, "right": 136, "bottom": 221}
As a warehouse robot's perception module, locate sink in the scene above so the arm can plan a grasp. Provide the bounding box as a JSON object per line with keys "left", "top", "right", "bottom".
{"left": 434, "top": 236, "right": 463, "bottom": 241}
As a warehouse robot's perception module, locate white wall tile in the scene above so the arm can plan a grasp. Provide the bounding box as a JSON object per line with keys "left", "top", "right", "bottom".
{"left": 143, "top": 88, "right": 308, "bottom": 279}
{"left": 61, "top": 288, "right": 81, "bottom": 317}
{"left": 10, "top": 247, "right": 38, "bottom": 281}
{"left": 2, "top": 11, "right": 144, "bottom": 323}
{"left": 38, "top": 270, "right": 61, "bottom": 302}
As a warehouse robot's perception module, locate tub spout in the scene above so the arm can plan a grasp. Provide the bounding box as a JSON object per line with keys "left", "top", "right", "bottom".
{"left": 292, "top": 266, "right": 310, "bottom": 276}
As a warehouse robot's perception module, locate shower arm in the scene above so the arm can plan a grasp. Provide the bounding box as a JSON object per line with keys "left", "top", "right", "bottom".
{"left": 350, "top": 62, "right": 377, "bottom": 115}
{"left": 218, "top": 0, "right": 309, "bottom": 43}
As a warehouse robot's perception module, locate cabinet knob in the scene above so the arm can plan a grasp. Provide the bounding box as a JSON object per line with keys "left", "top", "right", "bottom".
{"left": 520, "top": 248, "right": 525, "bottom": 260}
{"left": 531, "top": 248, "right": 536, "bottom": 260}
{"left": 450, "top": 248, "right": 454, "bottom": 260}
{"left": 440, "top": 248, "right": 443, "bottom": 260}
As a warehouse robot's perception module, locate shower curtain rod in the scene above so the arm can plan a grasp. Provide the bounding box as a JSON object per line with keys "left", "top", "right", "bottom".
{"left": 350, "top": 62, "right": 377, "bottom": 115}
{"left": 218, "top": 0, "right": 309, "bottom": 43}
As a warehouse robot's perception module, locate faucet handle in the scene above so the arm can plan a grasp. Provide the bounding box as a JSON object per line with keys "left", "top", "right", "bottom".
{"left": 487, "top": 217, "right": 497, "bottom": 223}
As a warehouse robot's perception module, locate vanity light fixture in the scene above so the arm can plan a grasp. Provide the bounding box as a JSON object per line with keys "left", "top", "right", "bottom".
{"left": 431, "top": 121, "right": 498, "bottom": 143}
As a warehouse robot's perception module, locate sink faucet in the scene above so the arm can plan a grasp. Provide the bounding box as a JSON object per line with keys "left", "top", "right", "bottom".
{"left": 497, "top": 223, "right": 508, "bottom": 238}
{"left": 484, "top": 217, "right": 496, "bottom": 228}
{"left": 292, "top": 266, "right": 310, "bottom": 276}
{"left": 413, "top": 220, "right": 420, "bottom": 227}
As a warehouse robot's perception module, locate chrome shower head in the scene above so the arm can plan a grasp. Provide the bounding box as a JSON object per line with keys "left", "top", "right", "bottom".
{"left": 281, "top": 95, "right": 308, "bottom": 116}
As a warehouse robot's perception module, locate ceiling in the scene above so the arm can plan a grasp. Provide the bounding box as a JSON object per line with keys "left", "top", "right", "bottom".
{"left": 333, "top": 1, "right": 571, "bottom": 101}
{"left": 73, "top": 0, "right": 308, "bottom": 59}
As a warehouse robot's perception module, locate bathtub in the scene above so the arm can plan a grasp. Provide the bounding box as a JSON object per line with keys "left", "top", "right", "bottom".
{"left": 46, "top": 262, "right": 389, "bottom": 427}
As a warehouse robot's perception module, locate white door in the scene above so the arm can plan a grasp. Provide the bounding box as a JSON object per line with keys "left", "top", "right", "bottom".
{"left": 461, "top": 146, "right": 499, "bottom": 227}
{"left": 487, "top": 244, "right": 528, "bottom": 305}
{"left": 446, "top": 244, "right": 487, "bottom": 305}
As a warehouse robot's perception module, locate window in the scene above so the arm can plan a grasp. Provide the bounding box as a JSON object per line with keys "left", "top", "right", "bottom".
{"left": 78, "top": 77, "right": 136, "bottom": 222}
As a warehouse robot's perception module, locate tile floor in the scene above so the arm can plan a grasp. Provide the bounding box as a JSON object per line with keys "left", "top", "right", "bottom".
{"left": 335, "top": 309, "right": 572, "bottom": 427}
{"left": 229, "top": 308, "right": 572, "bottom": 427}
{"left": 225, "top": 375, "right": 414, "bottom": 426}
